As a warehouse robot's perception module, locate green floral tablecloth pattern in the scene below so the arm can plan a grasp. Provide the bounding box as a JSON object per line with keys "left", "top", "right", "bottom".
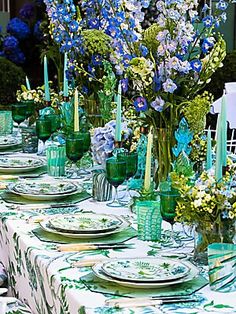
{"left": 0, "top": 204, "right": 235, "bottom": 314}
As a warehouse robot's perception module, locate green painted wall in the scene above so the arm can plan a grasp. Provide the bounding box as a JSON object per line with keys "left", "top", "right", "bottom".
{"left": 0, "top": 12, "right": 10, "bottom": 34}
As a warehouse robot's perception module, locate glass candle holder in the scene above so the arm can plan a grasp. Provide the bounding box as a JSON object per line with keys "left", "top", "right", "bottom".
{"left": 208, "top": 243, "right": 236, "bottom": 293}
{"left": 136, "top": 200, "right": 162, "bottom": 241}
{"left": 21, "top": 127, "right": 38, "bottom": 153}
{"left": 46, "top": 145, "right": 66, "bottom": 177}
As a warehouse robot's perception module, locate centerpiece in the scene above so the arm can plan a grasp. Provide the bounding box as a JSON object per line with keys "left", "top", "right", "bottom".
{"left": 43, "top": 0, "right": 233, "bottom": 186}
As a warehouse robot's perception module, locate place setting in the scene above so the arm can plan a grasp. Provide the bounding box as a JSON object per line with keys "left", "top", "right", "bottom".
{"left": 31, "top": 211, "right": 137, "bottom": 247}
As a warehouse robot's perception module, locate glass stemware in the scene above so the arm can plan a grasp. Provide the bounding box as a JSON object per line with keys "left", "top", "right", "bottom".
{"left": 12, "top": 103, "right": 27, "bottom": 137}
{"left": 45, "top": 114, "right": 61, "bottom": 141}
{"left": 106, "top": 157, "right": 127, "bottom": 207}
{"left": 117, "top": 152, "right": 138, "bottom": 203}
{"left": 66, "top": 132, "right": 84, "bottom": 178}
{"left": 160, "top": 189, "right": 182, "bottom": 248}
{"left": 36, "top": 117, "right": 52, "bottom": 155}
{"left": 76, "top": 132, "right": 91, "bottom": 174}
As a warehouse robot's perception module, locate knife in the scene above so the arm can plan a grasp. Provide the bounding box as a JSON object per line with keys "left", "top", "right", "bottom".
{"left": 6, "top": 203, "right": 80, "bottom": 211}
{"left": 105, "top": 296, "right": 198, "bottom": 308}
{"left": 57, "top": 243, "right": 134, "bottom": 252}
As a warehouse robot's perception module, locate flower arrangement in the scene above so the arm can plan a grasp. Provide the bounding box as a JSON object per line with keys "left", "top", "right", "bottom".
{"left": 174, "top": 166, "right": 236, "bottom": 261}
{"left": 43, "top": 0, "right": 233, "bottom": 183}
{"left": 175, "top": 169, "right": 236, "bottom": 224}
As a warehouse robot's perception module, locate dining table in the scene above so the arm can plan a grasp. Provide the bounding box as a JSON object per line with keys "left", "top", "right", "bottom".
{"left": 0, "top": 153, "right": 235, "bottom": 314}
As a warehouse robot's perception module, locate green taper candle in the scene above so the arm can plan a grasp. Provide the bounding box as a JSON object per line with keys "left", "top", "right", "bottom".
{"left": 115, "top": 81, "right": 122, "bottom": 142}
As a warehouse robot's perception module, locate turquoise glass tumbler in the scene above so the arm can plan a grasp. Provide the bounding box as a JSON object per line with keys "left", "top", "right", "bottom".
{"left": 208, "top": 243, "right": 236, "bottom": 292}
{"left": 136, "top": 200, "right": 162, "bottom": 241}
{"left": 46, "top": 145, "right": 66, "bottom": 177}
{"left": 0, "top": 111, "right": 13, "bottom": 135}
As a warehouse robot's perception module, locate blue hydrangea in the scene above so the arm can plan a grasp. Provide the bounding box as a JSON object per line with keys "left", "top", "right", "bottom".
{"left": 7, "top": 18, "right": 30, "bottom": 40}
{"left": 3, "top": 36, "right": 19, "bottom": 51}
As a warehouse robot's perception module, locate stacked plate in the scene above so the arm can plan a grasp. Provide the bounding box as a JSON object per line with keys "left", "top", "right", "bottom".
{"left": 0, "top": 136, "right": 21, "bottom": 150}
{"left": 0, "top": 156, "right": 44, "bottom": 173}
{"left": 92, "top": 257, "right": 200, "bottom": 289}
{"left": 40, "top": 213, "right": 129, "bottom": 238}
{"left": 7, "top": 180, "right": 81, "bottom": 200}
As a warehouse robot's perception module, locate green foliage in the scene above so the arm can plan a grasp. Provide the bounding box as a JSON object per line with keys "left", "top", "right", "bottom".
{"left": 143, "top": 23, "right": 160, "bottom": 52}
{"left": 182, "top": 91, "right": 213, "bottom": 134}
{"left": 81, "top": 29, "right": 112, "bottom": 55}
{"left": 0, "top": 57, "right": 25, "bottom": 106}
{"left": 204, "top": 50, "right": 236, "bottom": 99}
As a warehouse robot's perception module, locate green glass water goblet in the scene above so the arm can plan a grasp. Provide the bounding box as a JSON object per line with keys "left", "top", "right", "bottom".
{"left": 36, "top": 117, "right": 52, "bottom": 155}
{"left": 75, "top": 132, "right": 91, "bottom": 175}
{"left": 106, "top": 157, "right": 127, "bottom": 207}
{"left": 45, "top": 114, "right": 61, "bottom": 141}
{"left": 117, "top": 152, "right": 138, "bottom": 204}
{"left": 12, "top": 103, "right": 27, "bottom": 137}
{"left": 66, "top": 133, "right": 84, "bottom": 178}
{"left": 160, "top": 189, "right": 182, "bottom": 248}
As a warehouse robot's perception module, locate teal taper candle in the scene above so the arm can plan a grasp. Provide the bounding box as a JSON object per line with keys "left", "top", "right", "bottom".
{"left": 115, "top": 81, "right": 122, "bottom": 142}
{"left": 221, "top": 93, "right": 227, "bottom": 167}
{"left": 44, "top": 55, "right": 50, "bottom": 102}
{"left": 63, "top": 53, "right": 69, "bottom": 98}
{"left": 215, "top": 113, "right": 222, "bottom": 181}
{"left": 25, "top": 76, "right": 31, "bottom": 90}
{"left": 206, "top": 128, "right": 212, "bottom": 170}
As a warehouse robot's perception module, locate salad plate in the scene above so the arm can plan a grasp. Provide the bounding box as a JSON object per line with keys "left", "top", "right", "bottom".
{"left": 101, "top": 258, "right": 190, "bottom": 282}
{"left": 0, "top": 156, "right": 44, "bottom": 173}
{"left": 8, "top": 181, "right": 81, "bottom": 201}
{"left": 0, "top": 136, "right": 21, "bottom": 149}
{"left": 92, "top": 260, "right": 199, "bottom": 289}
{"left": 39, "top": 217, "right": 129, "bottom": 238}
{"left": 48, "top": 213, "right": 124, "bottom": 234}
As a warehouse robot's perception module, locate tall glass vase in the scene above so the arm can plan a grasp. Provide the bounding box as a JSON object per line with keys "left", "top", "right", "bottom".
{"left": 154, "top": 128, "right": 174, "bottom": 186}
{"left": 194, "top": 220, "right": 235, "bottom": 265}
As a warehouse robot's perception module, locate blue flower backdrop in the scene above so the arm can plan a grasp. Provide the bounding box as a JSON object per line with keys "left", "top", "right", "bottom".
{"left": 44, "top": 0, "right": 233, "bottom": 182}
{"left": 0, "top": 1, "right": 44, "bottom": 65}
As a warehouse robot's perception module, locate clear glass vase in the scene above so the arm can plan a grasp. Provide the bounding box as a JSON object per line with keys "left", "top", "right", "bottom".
{"left": 194, "top": 220, "right": 235, "bottom": 265}
{"left": 153, "top": 128, "right": 174, "bottom": 186}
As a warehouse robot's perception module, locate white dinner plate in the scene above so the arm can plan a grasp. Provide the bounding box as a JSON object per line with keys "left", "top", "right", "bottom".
{"left": 0, "top": 156, "right": 44, "bottom": 173}
{"left": 92, "top": 259, "right": 199, "bottom": 289}
{"left": 7, "top": 181, "right": 82, "bottom": 201}
{"left": 39, "top": 217, "right": 129, "bottom": 238}
{"left": 101, "top": 257, "right": 190, "bottom": 282}
{"left": 48, "top": 213, "right": 124, "bottom": 234}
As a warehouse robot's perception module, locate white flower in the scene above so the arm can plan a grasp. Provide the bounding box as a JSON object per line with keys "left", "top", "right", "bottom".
{"left": 193, "top": 199, "right": 202, "bottom": 207}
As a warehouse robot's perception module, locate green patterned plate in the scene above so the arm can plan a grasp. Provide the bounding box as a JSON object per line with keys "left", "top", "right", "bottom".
{"left": 93, "top": 260, "right": 199, "bottom": 289}
{"left": 101, "top": 258, "right": 190, "bottom": 282}
{"left": 39, "top": 217, "right": 129, "bottom": 238}
{"left": 48, "top": 213, "right": 123, "bottom": 234}
{"left": 8, "top": 181, "right": 81, "bottom": 201}
{"left": 0, "top": 136, "right": 21, "bottom": 149}
{"left": 0, "top": 156, "right": 44, "bottom": 173}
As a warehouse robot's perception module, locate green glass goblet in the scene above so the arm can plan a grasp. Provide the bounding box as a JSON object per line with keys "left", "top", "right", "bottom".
{"left": 160, "top": 189, "right": 182, "bottom": 248}
{"left": 12, "top": 103, "right": 28, "bottom": 137}
{"left": 106, "top": 157, "right": 127, "bottom": 207}
{"left": 36, "top": 117, "right": 52, "bottom": 155}
{"left": 66, "top": 133, "right": 84, "bottom": 178}
{"left": 117, "top": 152, "right": 138, "bottom": 204}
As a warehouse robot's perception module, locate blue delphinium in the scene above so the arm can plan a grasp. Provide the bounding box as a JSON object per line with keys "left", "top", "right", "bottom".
{"left": 7, "top": 18, "right": 30, "bottom": 40}
{"left": 133, "top": 97, "right": 148, "bottom": 112}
